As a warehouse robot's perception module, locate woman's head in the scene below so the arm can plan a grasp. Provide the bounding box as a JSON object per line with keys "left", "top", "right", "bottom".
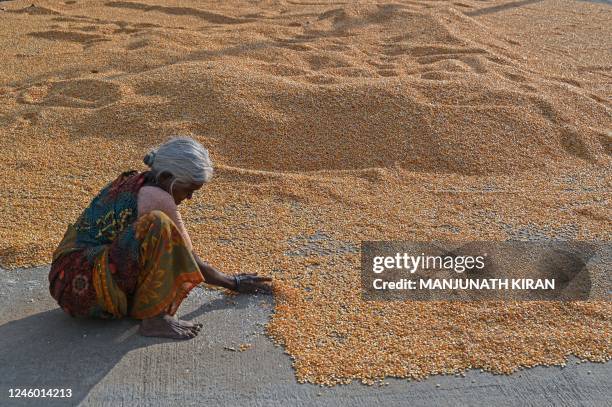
{"left": 143, "top": 136, "right": 213, "bottom": 205}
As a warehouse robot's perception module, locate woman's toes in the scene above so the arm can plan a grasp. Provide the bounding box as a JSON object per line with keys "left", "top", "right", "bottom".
{"left": 176, "top": 328, "right": 191, "bottom": 339}
{"left": 176, "top": 318, "right": 194, "bottom": 328}
{"left": 137, "top": 313, "right": 202, "bottom": 340}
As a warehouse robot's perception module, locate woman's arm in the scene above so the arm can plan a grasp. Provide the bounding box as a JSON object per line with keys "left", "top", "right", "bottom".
{"left": 191, "top": 251, "right": 237, "bottom": 290}
{"left": 138, "top": 186, "right": 194, "bottom": 251}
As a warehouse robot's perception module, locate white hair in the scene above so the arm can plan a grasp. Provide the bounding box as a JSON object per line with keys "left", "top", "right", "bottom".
{"left": 143, "top": 136, "right": 213, "bottom": 187}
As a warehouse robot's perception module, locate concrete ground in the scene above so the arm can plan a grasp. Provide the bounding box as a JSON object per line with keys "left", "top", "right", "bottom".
{"left": 1, "top": 266, "right": 610, "bottom": 407}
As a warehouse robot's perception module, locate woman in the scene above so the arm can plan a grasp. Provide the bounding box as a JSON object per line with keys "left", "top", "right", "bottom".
{"left": 49, "top": 136, "right": 272, "bottom": 339}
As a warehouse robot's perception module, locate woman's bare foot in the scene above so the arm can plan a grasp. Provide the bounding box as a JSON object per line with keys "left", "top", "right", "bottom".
{"left": 139, "top": 313, "right": 202, "bottom": 339}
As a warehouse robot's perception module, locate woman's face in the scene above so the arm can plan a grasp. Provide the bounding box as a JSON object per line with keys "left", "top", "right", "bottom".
{"left": 171, "top": 180, "right": 205, "bottom": 205}
{"left": 157, "top": 172, "right": 205, "bottom": 205}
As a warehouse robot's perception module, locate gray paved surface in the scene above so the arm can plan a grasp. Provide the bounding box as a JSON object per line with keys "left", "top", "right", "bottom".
{"left": 1, "top": 265, "right": 610, "bottom": 407}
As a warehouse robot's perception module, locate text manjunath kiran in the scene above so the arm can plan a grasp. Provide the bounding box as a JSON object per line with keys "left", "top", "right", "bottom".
{"left": 372, "top": 278, "right": 556, "bottom": 290}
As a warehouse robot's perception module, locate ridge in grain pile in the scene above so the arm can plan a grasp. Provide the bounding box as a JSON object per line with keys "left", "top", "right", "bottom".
{"left": 1, "top": 0, "right": 610, "bottom": 385}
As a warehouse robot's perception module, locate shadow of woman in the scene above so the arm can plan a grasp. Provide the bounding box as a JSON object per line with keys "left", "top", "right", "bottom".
{"left": 0, "top": 309, "right": 176, "bottom": 406}
{"left": 0, "top": 289, "right": 273, "bottom": 406}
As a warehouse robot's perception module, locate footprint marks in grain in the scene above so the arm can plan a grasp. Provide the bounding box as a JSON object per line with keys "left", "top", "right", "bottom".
{"left": 18, "top": 79, "right": 123, "bottom": 109}
{"left": 104, "top": 1, "right": 253, "bottom": 25}
{"left": 378, "top": 70, "right": 398, "bottom": 77}
{"left": 559, "top": 128, "right": 595, "bottom": 161}
{"left": 28, "top": 30, "right": 110, "bottom": 47}
{"left": 7, "top": 5, "right": 61, "bottom": 16}
{"left": 502, "top": 71, "right": 528, "bottom": 83}
{"left": 598, "top": 133, "right": 611, "bottom": 156}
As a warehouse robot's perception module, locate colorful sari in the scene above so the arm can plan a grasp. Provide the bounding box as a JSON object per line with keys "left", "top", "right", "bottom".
{"left": 49, "top": 170, "right": 204, "bottom": 319}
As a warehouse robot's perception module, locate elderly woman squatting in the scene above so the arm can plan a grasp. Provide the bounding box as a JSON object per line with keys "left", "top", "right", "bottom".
{"left": 49, "top": 137, "right": 272, "bottom": 339}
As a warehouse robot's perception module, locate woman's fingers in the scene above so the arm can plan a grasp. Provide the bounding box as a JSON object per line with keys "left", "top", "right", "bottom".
{"left": 243, "top": 282, "right": 272, "bottom": 294}
{"left": 236, "top": 274, "right": 272, "bottom": 281}
{"left": 234, "top": 274, "right": 273, "bottom": 294}
{"left": 254, "top": 280, "right": 273, "bottom": 293}
{"left": 253, "top": 285, "right": 272, "bottom": 294}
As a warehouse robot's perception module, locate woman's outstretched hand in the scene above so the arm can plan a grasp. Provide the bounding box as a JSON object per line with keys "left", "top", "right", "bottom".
{"left": 234, "top": 273, "right": 273, "bottom": 294}
{"left": 191, "top": 251, "right": 273, "bottom": 294}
